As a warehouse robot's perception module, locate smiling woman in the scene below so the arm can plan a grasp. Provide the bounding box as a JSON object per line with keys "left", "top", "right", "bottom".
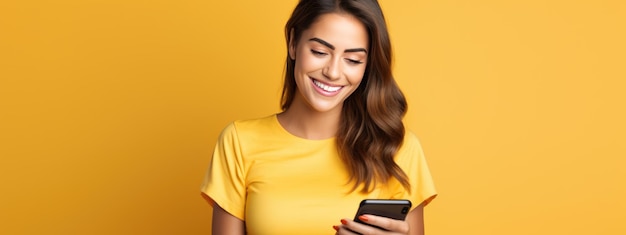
{"left": 200, "top": 0, "right": 436, "bottom": 235}
{"left": 288, "top": 13, "right": 368, "bottom": 116}
{"left": 2, "top": 0, "right": 623, "bottom": 234}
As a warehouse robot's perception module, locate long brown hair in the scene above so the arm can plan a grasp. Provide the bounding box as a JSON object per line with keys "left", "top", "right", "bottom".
{"left": 281, "top": 0, "right": 409, "bottom": 193}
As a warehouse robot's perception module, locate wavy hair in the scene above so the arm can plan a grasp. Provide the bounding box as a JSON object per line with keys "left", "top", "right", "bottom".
{"left": 281, "top": 0, "right": 409, "bottom": 193}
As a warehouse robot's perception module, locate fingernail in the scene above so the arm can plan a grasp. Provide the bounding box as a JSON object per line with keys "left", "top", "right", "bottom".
{"left": 340, "top": 219, "right": 348, "bottom": 225}
{"left": 333, "top": 225, "right": 339, "bottom": 231}
{"left": 358, "top": 215, "right": 369, "bottom": 222}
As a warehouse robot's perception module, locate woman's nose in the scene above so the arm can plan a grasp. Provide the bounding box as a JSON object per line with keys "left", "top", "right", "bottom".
{"left": 323, "top": 58, "right": 341, "bottom": 80}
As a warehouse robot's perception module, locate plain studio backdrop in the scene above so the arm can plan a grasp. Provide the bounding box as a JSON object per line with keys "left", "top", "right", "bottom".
{"left": 1, "top": 0, "right": 624, "bottom": 234}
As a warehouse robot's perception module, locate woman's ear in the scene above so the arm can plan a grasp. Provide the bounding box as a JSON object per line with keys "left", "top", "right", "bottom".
{"left": 288, "top": 29, "right": 296, "bottom": 60}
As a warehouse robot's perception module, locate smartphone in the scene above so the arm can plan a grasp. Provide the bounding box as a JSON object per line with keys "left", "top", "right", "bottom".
{"left": 353, "top": 199, "right": 412, "bottom": 230}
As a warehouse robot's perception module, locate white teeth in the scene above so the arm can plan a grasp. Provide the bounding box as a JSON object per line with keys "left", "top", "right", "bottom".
{"left": 313, "top": 80, "right": 341, "bottom": 92}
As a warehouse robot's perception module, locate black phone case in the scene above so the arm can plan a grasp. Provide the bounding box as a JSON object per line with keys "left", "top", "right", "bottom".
{"left": 353, "top": 199, "right": 412, "bottom": 230}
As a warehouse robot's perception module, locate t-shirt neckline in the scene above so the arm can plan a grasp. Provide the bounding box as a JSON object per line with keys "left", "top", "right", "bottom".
{"left": 271, "top": 114, "right": 336, "bottom": 142}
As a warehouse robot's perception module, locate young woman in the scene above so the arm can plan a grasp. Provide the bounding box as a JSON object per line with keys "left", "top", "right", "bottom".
{"left": 201, "top": 0, "right": 436, "bottom": 234}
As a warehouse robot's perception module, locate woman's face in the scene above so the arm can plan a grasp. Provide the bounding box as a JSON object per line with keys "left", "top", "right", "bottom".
{"left": 289, "top": 13, "right": 369, "bottom": 114}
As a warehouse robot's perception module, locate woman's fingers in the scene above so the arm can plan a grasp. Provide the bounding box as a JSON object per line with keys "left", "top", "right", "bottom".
{"left": 334, "top": 219, "right": 373, "bottom": 234}
{"left": 357, "top": 214, "right": 409, "bottom": 233}
{"left": 334, "top": 215, "right": 409, "bottom": 235}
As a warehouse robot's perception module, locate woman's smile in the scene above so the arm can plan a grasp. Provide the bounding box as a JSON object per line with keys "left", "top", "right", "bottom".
{"left": 311, "top": 78, "right": 344, "bottom": 95}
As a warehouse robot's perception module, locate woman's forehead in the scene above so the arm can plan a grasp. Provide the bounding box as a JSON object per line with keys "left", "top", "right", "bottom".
{"left": 300, "top": 13, "right": 369, "bottom": 49}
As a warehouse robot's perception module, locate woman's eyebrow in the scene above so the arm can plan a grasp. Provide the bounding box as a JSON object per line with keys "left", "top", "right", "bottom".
{"left": 309, "top": 37, "right": 368, "bottom": 54}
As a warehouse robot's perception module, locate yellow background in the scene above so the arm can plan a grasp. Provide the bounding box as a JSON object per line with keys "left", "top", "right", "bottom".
{"left": 1, "top": 0, "right": 624, "bottom": 234}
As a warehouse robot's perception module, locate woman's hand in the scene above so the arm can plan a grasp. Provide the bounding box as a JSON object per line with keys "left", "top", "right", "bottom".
{"left": 333, "top": 214, "right": 408, "bottom": 235}
{"left": 333, "top": 204, "right": 425, "bottom": 235}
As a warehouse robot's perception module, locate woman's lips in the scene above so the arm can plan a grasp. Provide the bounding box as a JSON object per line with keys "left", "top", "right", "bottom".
{"left": 312, "top": 78, "right": 343, "bottom": 93}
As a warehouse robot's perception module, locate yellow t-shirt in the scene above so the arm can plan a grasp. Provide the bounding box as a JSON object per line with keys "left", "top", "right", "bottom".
{"left": 200, "top": 115, "right": 436, "bottom": 235}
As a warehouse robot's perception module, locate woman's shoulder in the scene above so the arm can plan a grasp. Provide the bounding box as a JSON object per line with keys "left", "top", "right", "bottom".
{"left": 231, "top": 114, "right": 277, "bottom": 130}
{"left": 402, "top": 129, "right": 423, "bottom": 147}
{"left": 395, "top": 129, "right": 425, "bottom": 160}
{"left": 219, "top": 114, "right": 281, "bottom": 140}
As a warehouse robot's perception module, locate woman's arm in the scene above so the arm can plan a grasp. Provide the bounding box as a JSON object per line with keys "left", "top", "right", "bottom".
{"left": 212, "top": 204, "right": 245, "bottom": 235}
{"left": 405, "top": 203, "right": 425, "bottom": 235}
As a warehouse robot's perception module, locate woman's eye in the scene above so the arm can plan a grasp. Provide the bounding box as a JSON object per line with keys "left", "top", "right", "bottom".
{"left": 311, "top": 50, "right": 327, "bottom": 56}
{"left": 346, "top": 58, "right": 364, "bottom": 64}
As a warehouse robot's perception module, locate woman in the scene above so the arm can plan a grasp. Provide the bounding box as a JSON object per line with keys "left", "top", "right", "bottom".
{"left": 201, "top": 0, "right": 436, "bottom": 234}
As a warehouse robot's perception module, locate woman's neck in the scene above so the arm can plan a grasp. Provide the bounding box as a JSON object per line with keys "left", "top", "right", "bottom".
{"left": 277, "top": 97, "right": 341, "bottom": 140}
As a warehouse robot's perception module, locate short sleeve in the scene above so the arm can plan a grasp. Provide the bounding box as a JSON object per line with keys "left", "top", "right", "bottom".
{"left": 390, "top": 132, "right": 437, "bottom": 208}
{"left": 200, "top": 123, "right": 246, "bottom": 220}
